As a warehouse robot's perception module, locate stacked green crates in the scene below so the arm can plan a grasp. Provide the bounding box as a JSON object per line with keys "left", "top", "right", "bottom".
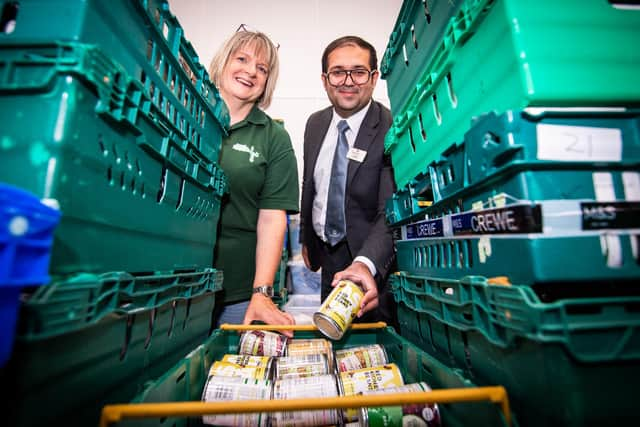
{"left": 0, "top": 1, "right": 229, "bottom": 426}
{"left": 2, "top": 269, "right": 223, "bottom": 427}
{"left": 382, "top": 0, "right": 640, "bottom": 188}
{"left": 391, "top": 272, "right": 640, "bottom": 426}
{"left": 381, "top": 1, "right": 640, "bottom": 426}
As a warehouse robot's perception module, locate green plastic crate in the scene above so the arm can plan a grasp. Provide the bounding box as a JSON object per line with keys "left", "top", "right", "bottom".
{"left": 0, "top": 0, "right": 229, "bottom": 162}
{"left": 385, "top": 0, "right": 640, "bottom": 188}
{"left": 0, "top": 268, "right": 223, "bottom": 427}
{"left": 386, "top": 109, "right": 640, "bottom": 226}
{"left": 395, "top": 197, "right": 640, "bottom": 284}
{"left": 381, "top": 0, "right": 466, "bottom": 114}
{"left": 0, "top": 43, "right": 226, "bottom": 275}
{"left": 114, "top": 326, "right": 513, "bottom": 427}
{"left": 393, "top": 272, "right": 640, "bottom": 427}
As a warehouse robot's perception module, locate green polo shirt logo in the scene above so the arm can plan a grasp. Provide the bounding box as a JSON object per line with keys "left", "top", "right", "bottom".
{"left": 231, "top": 142, "right": 261, "bottom": 163}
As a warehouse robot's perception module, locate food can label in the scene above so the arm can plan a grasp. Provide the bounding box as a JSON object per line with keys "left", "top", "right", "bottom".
{"left": 221, "top": 354, "right": 271, "bottom": 368}
{"left": 336, "top": 344, "right": 388, "bottom": 372}
{"left": 271, "top": 374, "right": 340, "bottom": 427}
{"left": 209, "top": 361, "right": 269, "bottom": 380}
{"left": 275, "top": 354, "right": 329, "bottom": 379}
{"left": 314, "top": 280, "right": 363, "bottom": 339}
{"left": 201, "top": 376, "right": 271, "bottom": 426}
{"left": 339, "top": 364, "right": 405, "bottom": 422}
{"left": 363, "top": 382, "right": 442, "bottom": 427}
{"left": 239, "top": 330, "right": 287, "bottom": 357}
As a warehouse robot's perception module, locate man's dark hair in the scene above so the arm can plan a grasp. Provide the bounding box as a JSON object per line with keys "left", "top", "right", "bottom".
{"left": 321, "top": 36, "right": 378, "bottom": 73}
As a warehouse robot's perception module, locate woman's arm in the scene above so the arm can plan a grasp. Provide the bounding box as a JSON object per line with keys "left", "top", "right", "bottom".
{"left": 242, "top": 208, "right": 295, "bottom": 336}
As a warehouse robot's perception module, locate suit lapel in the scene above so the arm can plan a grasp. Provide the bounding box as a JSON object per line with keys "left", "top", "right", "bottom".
{"left": 347, "top": 102, "right": 380, "bottom": 187}
{"left": 307, "top": 108, "right": 333, "bottom": 188}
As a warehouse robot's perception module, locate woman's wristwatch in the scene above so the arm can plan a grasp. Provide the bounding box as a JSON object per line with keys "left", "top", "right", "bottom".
{"left": 252, "top": 285, "right": 274, "bottom": 298}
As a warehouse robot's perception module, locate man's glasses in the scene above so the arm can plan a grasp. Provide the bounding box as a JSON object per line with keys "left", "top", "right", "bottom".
{"left": 324, "top": 69, "right": 376, "bottom": 87}
{"left": 236, "top": 23, "right": 280, "bottom": 50}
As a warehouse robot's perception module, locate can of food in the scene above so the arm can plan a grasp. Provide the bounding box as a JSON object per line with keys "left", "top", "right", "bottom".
{"left": 271, "top": 374, "right": 341, "bottom": 427}
{"left": 238, "top": 329, "right": 288, "bottom": 357}
{"left": 208, "top": 361, "right": 271, "bottom": 380}
{"left": 221, "top": 354, "right": 273, "bottom": 368}
{"left": 201, "top": 375, "right": 272, "bottom": 426}
{"left": 358, "top": 382, "right": 442, "bottom": 427}
{"left": 335, "top": 344, "right": 389, "bottom": 372}
{"left": 313, "top": 280, "right": 364, "bottom": 340}
{"left": 274, "top": 353, "right": 330, "bottom": 380}
{"left": 286, "top": 338, "right": 335, "bottom": 371}
{"left": 338, "top": 363, "right": 405, "bottom": 422}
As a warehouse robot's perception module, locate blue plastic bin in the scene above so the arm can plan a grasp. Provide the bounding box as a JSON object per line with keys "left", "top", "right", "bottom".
{"left": 0, "top": 183, "right": 61, "bottom": 366}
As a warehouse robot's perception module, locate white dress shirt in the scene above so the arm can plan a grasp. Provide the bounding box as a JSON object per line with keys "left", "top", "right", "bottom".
{"left": 312, "top": 101, "right": 377, "bottom": 276}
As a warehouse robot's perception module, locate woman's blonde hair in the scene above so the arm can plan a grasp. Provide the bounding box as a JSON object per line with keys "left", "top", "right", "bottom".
{"left": 209, "top": 29, "right": 279, "bottom": 110}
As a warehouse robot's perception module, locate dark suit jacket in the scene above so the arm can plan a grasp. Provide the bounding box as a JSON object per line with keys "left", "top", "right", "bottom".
{"left": 300, "top": 100, "right": 396, "bottom": 280}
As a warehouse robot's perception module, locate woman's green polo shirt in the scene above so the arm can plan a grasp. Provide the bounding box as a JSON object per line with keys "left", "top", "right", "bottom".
{"left": 214, "top": 105, "right": 299, "bottom": 303}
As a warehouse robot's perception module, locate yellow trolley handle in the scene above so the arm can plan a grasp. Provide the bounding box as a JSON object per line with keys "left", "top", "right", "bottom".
{"left": 100, "top": 387, "right": 511, "bottom": 427}
{"left": 219, "top": 321, "right": 388, "bottom": 331}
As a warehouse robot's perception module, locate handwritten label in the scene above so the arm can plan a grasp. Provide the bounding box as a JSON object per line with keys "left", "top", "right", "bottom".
{"left": 536, "top": 124, "right": 622, "bottom": 162}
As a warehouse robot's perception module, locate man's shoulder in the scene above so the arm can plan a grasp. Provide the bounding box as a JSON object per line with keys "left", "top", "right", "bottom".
{"left": 307, "top": 105, "right": 333, "bottom": 124}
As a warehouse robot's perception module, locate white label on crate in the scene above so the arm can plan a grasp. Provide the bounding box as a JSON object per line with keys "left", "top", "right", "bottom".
{"left": 478, "top": 236, "right": 492, "bottom": 263}
{"left": 593, "top": 172, "right": 616, "bottom": 201}
{"left": 602, "top": 234, "right": 624, "bottom": 267}
{"left": 593, "top": 172, "right": 622, "bottom": 265}
{"left": 623, "top": 172, "right": 640, "bottom": 259}
{"left": 623, "top": 172, "right": 640, "bottom": 201}
{"left": 536, "top": 124, "right": 622, "bottom": 162}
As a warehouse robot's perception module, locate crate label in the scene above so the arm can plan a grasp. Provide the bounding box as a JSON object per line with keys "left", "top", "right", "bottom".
{"left": 623, "top": 172, "right": 640, "bottom": 201}
{"left": 404, "top": 218, "right": 446, "bottom": 239}
{"left": 536, "top": 124, "right": 622, "bottom": 162}
{"left": 581, "top": 202, "right": 640, "bottom": 230}
{"left": 593, "top": 172, "right": 616, "bottom": 201}
{"left": 451, "top": 204, "right": 543, "bottom": 235}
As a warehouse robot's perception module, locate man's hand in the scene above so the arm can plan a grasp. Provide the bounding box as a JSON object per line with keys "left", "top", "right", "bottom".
{"left": 243, "top": 293, "right": 295, "bottom": 338}
{"left": 331, "top": 261, "right": 379, "bottom": 318}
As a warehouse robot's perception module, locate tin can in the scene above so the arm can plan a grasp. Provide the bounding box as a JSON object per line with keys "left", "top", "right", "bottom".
{"left": 238, "top": 329, "right": 288, "bottom": 357}
{"left": 358, "top": 382, "right": 442, "bottom": 427}
{"left": 271, "top": 374, "right": 341, "bottom": 427}
{"left": 313, "top": 280, "right": 364, "bottom": 340}
{"left": 335, "top": 344, "right": 389, "bottom": 372}
{"left": 338, "top": 363, "right": 405, "bottom": 422}
{"left": 274, "top": 353, "right": 330, "bottom": 380}
{"left": 221, "top": 354, "right": 273, "bottom": 368}
{"left": 201, "top": 375, "right": 272, "bottom": 426}
{"left": 286, "top": 338, "right": 335, "bottom": 371}
{"left": 208, "top": 361, "right": 271, "bottom": 380}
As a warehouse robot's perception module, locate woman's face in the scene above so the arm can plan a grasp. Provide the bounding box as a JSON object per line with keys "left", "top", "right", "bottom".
{"left": 220, "top": 42, "right": 269, "bottom": 106}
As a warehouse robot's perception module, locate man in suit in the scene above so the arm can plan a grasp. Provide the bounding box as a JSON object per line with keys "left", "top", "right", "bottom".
{"left": 300, "top": 35, "right": 397, "bottom": 327}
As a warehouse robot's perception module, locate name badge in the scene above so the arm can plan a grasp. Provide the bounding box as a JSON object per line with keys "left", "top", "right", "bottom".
{"left": 347, "top": 147, "right": 367, "bottom": 163}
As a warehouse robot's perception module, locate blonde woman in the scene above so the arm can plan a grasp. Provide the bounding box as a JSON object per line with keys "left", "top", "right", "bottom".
{"left": 209, "top": 26, "right": 298, "bottom": 336}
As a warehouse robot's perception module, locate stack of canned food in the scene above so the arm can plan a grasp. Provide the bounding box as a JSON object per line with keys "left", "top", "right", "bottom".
{"left": 200, "top": 329, "right": 441, "bottom": 427}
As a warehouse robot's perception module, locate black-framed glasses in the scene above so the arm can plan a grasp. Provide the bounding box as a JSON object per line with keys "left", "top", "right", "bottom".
{"left": 324, "top": 69, "right": 376, "bottom": 87}
{"left": 236, "top": 23, "right": 280, "bottom": 50}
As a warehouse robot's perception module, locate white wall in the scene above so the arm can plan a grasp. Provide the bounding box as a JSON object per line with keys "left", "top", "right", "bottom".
{"left": 167, "top": 0, "right": 403, "bottom": 191}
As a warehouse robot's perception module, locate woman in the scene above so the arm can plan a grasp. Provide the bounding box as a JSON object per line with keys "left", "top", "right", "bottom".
{"left": 209, "top": 27, "right": 298, "bottom": 335}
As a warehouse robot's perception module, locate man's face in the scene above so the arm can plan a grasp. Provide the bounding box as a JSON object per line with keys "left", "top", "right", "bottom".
{"left": 322, "top": 44, "right": 378, "bottom": 118}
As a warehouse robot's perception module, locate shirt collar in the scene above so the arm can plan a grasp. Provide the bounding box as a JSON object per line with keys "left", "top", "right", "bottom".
{"left": 231, "top": 104, "right": 269, "bottom": 130}
{"left": 331, "top": 100, "right": 372, "bottom": 134}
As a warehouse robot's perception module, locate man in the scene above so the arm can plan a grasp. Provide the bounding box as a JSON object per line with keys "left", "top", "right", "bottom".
{"left": 300, "top": 35, "right": 397, "bottom": 328}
